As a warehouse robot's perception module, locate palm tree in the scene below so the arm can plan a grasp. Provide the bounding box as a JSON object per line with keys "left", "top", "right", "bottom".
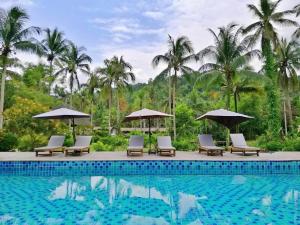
{"left": 97, "top": 56, "right": 135, "bottom": 132}
{"left": 244, "top": 0, "right": 298, "bottom": 137}
{"left": 113, "top": 56, "right": 135, "bottom": 126}
{"left": 197, "top": 23, "right": 260, "bottom": 110}
{"left": 96, "top": 58, "right": 115, "bottom": 133}
{"left": 293, "top": 4, "right": 300, "bottom": 38}
{"left": 39, "top": 28, "right": 67, "bottom": 91}
{"left": 152, "top": 35, "right": 196, "bottom": 139}
{"left": 0, "top": 6, "right": 40, "bottom": 129}
{"left": 84, "top": 71, "right": 101, "bottom": 125}
{"left": 55, "top": 42, "right": 92, "bottom": 106}
{"left": 232, "top": 75, "right": 261, "bottom": 113}
{"left": 275, "top": 38, "right": 300, "bottom": 135}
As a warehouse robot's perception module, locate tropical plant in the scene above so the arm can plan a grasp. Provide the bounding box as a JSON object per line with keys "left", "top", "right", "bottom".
{"left": 244, "top": 0, "right": 298, "bottom": 137}
{"left": 39, "top": 28, "right": 67, "bottom": 91}
{"left": 275, "top": 38, "right": 300, "bottom": 135}
{"left": 83, "top": 71, "right": 101, "bottom": 125}
{"left": 293, "top": 4, "right": 300, "bottom": 38}
{"left": 152, "top": 35, "right": 196, "bottom": 139}
{"left": 0, "top": 6, "right": 40, "bottom": 129}
{"left": 55, "top": 42, "right": 92, "bottom": 106}
{"left": 197, "top": 23, "right": 260, "bottom": 110}
{"left": 113, "top": 56, "right": 135, "bottom": 126}
{"left": 97, "top": 56, "right": 134, "bottom": 132}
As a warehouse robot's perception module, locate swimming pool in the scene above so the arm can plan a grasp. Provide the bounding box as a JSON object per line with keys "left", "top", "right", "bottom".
{"left": 0, "top": 160, "right": 299, "bottom": 224}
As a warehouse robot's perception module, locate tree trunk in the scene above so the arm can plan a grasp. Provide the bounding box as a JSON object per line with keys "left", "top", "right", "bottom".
{"left": 116, "top": 89, "right": 120, "bottom": 127}
{"left": 286, "top": 94, "right": 293, "bottom": 132}
{"left": 173, "top": 71, "right": 177, "bottom": 140}
{"left": 49, "top": 60, "right": 53, "bottom": 94}
{"left": 283, "top": 100, "right": 288, "bottom": 136}
{"left": 108, "top": 87, "right": 112, "bottom": 134}
{"left": 234, "top": 92, "right": 238, "bottom": 112}
{"left": 0, "top": 57, "right": 8, "bottom": 129}
{"left": 90, "top": 100, "right": 93, "bottom": 126}
{"left": 263, "top": 40, "right": 281, "bottom": 138}
{"left": 168, "top": 70, "right": 172, "bottom": 115}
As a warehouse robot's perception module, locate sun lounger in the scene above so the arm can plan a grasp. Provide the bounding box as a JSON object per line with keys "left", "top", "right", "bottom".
{"left": 127, "top": 135, "right": 144, "bottom": 156}
{"left": 198, "top": 134, "right": 224, "bottom": 156}
{"left": 157, "top": 136, "right": 176, "bottom": 157}
{"left": 230, "top": 133, "right": 260, "bottom": 156}
{"left": 34, "top": 136, "right": 65, "bottom": 157}
{"left": 64, "top": 136, "right": 92, "bottom": 156}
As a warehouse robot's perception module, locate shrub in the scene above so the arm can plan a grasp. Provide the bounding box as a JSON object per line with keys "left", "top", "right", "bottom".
{"left": 265, "top": 140, "right": 283, "bottom": 151}
{"left": 64, "top": 133, "right": 74, "bottom": 147}
{"left": 0, "top": 131, "right": 17, "bottom": 151}
{"left": 283, "top": 137, "right": 300, "bottom": 151}
{"left": 173, "top": 138, "right": 196, "bottom": 151}
{"left": 91, "top": 141, "right": 113, "bottom": 151}
{"left": 18, "top": 134, "right": 48, "bottom": 151}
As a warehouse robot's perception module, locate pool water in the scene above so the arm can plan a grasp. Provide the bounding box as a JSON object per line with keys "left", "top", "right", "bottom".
{"left": 0, "top": 175, "right": 299, "bottom": 225}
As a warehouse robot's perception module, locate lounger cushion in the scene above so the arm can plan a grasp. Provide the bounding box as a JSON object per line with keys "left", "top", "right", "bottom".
{"left": 201, "top": 145, "right": 224, "bottom": 150}
{"left": 159, "top": 146, "right": 176, "bottom": 150}
{"left": 35, "top": 146, "right": 62, "bottom": 151}
{"left": 128, "top": 146, "right": 143, "bottom": 150}
{"left": 230, "top": 134, "right": 248, "bottom": 147}
{"left": 233, "top": 146, "right": 260, "bottom": 151}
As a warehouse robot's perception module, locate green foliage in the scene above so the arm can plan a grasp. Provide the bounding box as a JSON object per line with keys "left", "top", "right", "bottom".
{"left": 18, "top": 134, "right": 48, "bottom": 151}
{"left": 91, "top": 141, "right": 113, "bottom": 152}
{"left": 173, "top": 138, "right": 196, "bottom": 151}
{"left": 0, "top": 131, "right": 17, "bottom": 151}
{"left": 176, "top": 103, "right": 200, "bottom": 137}
{"left": 283, "top": 137, "right": 300, "bottom": 151}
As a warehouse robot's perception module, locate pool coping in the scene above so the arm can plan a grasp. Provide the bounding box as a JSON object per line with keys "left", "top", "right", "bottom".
{"left": 1, "top": 151, "right": 300, "bottom": 162}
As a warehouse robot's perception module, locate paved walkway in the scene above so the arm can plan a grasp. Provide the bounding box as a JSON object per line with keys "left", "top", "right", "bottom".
{"left": 0, "top": 151, "right": 299, "bottom": 161}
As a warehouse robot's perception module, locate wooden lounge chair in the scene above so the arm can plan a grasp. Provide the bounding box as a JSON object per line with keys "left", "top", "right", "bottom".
{"left": 230, "top": 133, "right": 261, "bottom": 156}
{"left": 64, "top": 136, "right": 92, "bottom": 156}
{"left": 34, "top": 136, "right": 65, "bottom": 157}
{"left": 157, "top": 136, "right": 176, "bottom": 157}
{"left": 127, "top": 135, "right": 144, "bottom": 156}
{"left": 198, "top": 134, "right": 224, "bottom": 156}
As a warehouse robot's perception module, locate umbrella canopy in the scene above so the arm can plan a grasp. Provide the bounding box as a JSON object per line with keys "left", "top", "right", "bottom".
{"left": 33, "top": 107, "right": 90, "bottom": 119}
{"left": 124, "top": 108, "right": 172, "bottom": 121}
{"left": 33, "top": 107, "right": 90, "bottom": 140}
{"left": 196, "top": 109, "right": 253, "bottom": 129}
{"left": 124, "top": 108, "right": 172, "bottom": 153}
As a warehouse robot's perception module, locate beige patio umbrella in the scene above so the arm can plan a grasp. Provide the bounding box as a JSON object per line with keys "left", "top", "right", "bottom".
{"left": 124, "top": 108, "right": 173, "bottom": 153}
{"left": 196, "top": 109, "right": 253, "bottom": 130}
{"left": 33, "top": 107, "right": 90, "bottom": 140}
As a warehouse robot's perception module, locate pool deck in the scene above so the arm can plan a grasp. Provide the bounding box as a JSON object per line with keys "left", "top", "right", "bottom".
{"left": 0, "top": 151, "right": 300, "bottom": 161}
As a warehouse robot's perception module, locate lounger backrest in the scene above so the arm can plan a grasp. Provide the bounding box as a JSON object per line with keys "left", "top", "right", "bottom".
{"left": 230, "top": 133, "right": 247, "bottom": 147}
{"left": 75, "top": 136, "right": 92, "bottom": 147}
{"left": 47, "top": 136, "right": 65, "bottom": 147}
{"left": 198, "top": 134, "right": 215, "bottom": 147}
{"left": 157, "top": 136, "right": 172, "bottom": 148}
{"left": 129, "top": 135, "right": 144, "bottom": 147}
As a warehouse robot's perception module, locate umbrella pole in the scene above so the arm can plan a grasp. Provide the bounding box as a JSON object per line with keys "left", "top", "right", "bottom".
{"left": 148, "top": 118, "right": 151, "bottom": 154}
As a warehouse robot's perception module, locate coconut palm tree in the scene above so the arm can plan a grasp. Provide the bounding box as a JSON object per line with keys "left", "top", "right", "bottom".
{"left": 84, "top": 71, "right": 101, "bottom": 125}
{"left": 244, "top": 0, "right": 298, "bottom": 137}
{"left": 97, "top": 56, "right": 135, "bottom": 132}
{"left": 293, "top": 4, "right": 300, "bottom": 38}
{"left": 96, "top": 58, "right": 115, "bottom": 133}
{"left": 55, "top": 42, "right": 92, "bottom": 106}
{"left": 152, "top": 35, "right": 196, "bottom": 139}
{"left": 39, "top": 28, "right": 67, "bottom": 91}
{"left": 113, "top": 56, "right": 135, "bottom": 126}
{"left": 0, "top": 6, "right": 40, "bottom": 129}
{"left": 197, "top": 23, "right": 260, "bottom": 110}
{"left": 275, "top": 38, "right": 300, "bottom": 135}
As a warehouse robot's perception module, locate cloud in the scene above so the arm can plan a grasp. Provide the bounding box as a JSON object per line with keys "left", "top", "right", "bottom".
{"left": 89, "top": 17, "right": 164, "bottom": 43}
{"left": 1, "top": 0, "right": 35, "bottom": 9}
{"left": 143, "top": 11, "right": 164, "bottom": 20}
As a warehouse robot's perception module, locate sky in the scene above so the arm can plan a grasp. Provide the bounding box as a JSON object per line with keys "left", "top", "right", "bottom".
{"left": 1, "top": 0, "right": 299, "bottom": 84}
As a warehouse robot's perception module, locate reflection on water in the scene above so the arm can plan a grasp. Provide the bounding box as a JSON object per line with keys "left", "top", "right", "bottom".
{"left": 0, "top": 175, "right": 299, "bottom": 224}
